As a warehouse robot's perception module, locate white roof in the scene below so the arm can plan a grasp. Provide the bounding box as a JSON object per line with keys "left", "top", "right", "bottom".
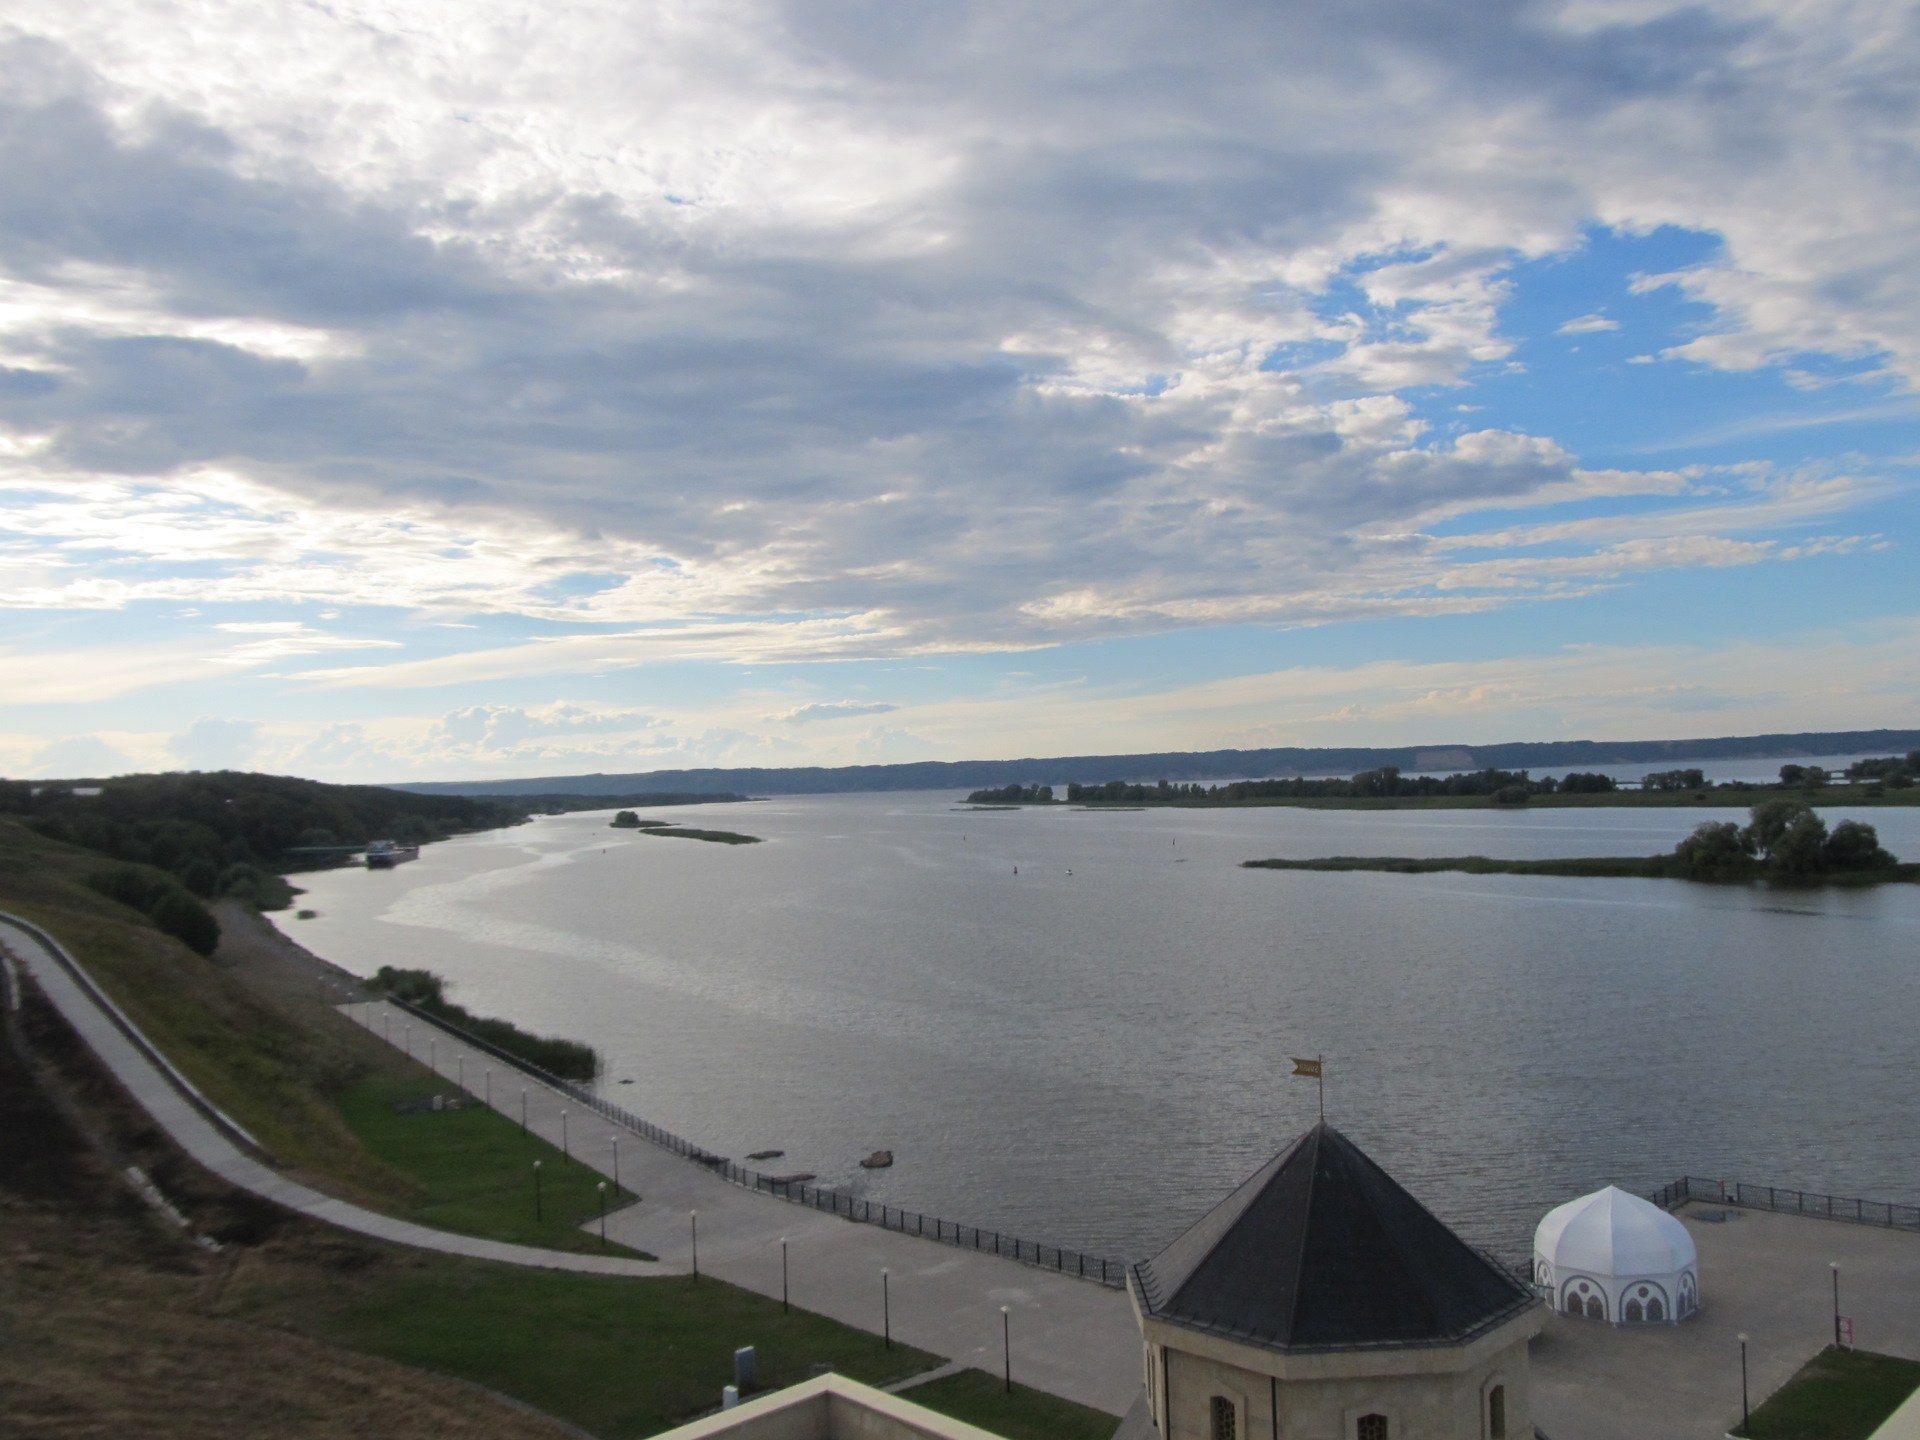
{"left": 1534, "top": 1186, "right": 1696, "bottom": 1277}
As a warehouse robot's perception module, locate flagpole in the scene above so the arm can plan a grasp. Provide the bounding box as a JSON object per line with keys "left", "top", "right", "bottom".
{"left": 1318, "top": 1054, "right": 1324, "bottom": 1122}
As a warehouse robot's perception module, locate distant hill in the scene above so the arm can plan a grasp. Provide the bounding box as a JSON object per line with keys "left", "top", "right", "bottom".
{"left": 388, "top": 728, "right": 1920, "bottom": 798}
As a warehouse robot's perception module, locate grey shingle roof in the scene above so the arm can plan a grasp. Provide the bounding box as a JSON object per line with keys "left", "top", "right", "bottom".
{"left": 1132, "top": 1123, "right": 1534, "bottom": 1352}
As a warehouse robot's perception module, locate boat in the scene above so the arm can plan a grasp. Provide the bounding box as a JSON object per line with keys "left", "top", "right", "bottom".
{"left": 859, "top": 1149, "right": 894, "bottom": 1169}
{"left": 365, "top": 839, "right": 421, "bottom": 869}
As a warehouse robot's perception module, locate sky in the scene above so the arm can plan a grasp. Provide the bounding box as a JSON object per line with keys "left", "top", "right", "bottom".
{"left": 0, "top": 0, "right": 1916, "bottom": 783}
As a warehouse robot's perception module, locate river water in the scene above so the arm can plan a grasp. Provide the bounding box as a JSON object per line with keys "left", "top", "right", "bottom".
{"left": 274, "top": 793, "right": 1920, "bottom": 1266}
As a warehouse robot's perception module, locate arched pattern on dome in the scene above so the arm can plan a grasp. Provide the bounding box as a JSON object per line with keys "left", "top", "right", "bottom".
{"left": 1534, "top": 1187, "right": 1699, "bottom": 1326}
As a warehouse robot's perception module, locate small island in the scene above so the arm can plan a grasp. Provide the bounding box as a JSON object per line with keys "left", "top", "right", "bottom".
{"left": 610, "top": 811, "right": 762, "bottom": 844}
{"left": 1245, "top": 801, "right": 1918, "bottom": 886}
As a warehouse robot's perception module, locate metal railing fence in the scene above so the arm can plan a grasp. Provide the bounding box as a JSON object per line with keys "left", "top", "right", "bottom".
{"left": 380, "top": 993, "right": 1127, "bottom": 1288}
{"left": 1649, "top": 1175, "right": 1920, "bottom": 1231}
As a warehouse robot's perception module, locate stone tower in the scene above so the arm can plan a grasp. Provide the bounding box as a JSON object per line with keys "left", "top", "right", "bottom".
{"left": 1129, "top": 1124, "right": 1543, "bottom": 1440}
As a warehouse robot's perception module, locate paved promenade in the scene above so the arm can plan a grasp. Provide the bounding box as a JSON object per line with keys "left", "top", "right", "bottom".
{"left": 341, "top": 998, "right": 1144, "bottom": 1416}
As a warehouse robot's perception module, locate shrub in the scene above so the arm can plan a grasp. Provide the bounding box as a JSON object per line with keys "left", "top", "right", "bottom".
{"left": 149, "top": 889, "right": 222, "bottom": 956}
{"left": 1491, "top": 786, "right": 1531, "bottom": 805}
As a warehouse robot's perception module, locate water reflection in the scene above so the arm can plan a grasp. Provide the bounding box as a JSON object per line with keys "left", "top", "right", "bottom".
{"left": 280, "top": 794, "right": 1920, "bottom": 1263}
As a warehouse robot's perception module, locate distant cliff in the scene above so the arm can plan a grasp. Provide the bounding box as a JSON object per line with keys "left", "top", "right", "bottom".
{"left": 386, "top": 728, "right": 1920, "bottom": 798}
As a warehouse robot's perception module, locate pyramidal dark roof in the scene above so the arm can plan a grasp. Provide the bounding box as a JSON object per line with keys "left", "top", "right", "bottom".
{"left": 1132, "top": 1123, "right": 1534, "bottom": 1353}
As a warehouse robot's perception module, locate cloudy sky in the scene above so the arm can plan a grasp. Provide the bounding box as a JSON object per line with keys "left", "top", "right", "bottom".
{"left": 1, "top": 0, "right": 1915, "bottom": 781}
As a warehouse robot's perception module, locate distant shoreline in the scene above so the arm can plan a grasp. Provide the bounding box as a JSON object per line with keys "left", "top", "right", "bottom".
{"left": 967, "top": 788, "right": 1920, "bottom": 811}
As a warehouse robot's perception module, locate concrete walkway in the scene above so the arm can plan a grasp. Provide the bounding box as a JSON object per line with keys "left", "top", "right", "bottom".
{"left": 343, "top": 998, "right": 1145, "bottom": 1417}
{"left": 0, "top": 913, "right": 670, "bottom": 1278}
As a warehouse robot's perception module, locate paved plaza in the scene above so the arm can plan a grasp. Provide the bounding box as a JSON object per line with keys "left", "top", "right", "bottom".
{"left": 1532, "top": 1200, "right": 1920, "bottom": 1439}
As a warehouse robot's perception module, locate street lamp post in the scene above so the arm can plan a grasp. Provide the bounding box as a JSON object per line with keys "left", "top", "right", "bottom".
{"left": 598, "top": 1182, "right": 608, "bottom": 1248}
{"left": 1831, "top": 1263, "right": 1842, "bottom": 1348}
{"left": 561, "top": 1109, "right": 569, "bottom": 1162}
{"left": 780, "top": 1238, "right": 789, "bottom": 1314}
{"left": 534, "top": 1160, "right": 544, "bottom": 1222}
{"left": 485, "top": 1068, "right": 491, "bottom": 1107}
{"left": 521, "top": 1089, "right": 528, "bottom": 1132}
{"left": 611, "top": 1137, "right": 620, "bottom": 1191}
{"left": 457, "top": 1054, "right": 464, "bottom": 1091}
{"left": 1001, "top": 1306, "right": 1011, "bottom": 1393}
{"left": 690, "top": 1211, "right": 699, "bottom": 1282}
{"left": 429, "top": 1037, "right": 435, "bottom": 1073}
{"left": 1739, "top": 1333, "right": 1750, "bottom": 1431}
{"left": 882, "top": 1268, "right": 891, "bottom": 1350}
{"left": 404, "top": 1023, "right": 411, "bottom": 1056}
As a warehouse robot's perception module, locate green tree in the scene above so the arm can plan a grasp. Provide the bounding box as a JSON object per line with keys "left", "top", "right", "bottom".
{"left": 1670, "top": 821, "right": 1754, "bottom": 877}
{"left": 1824, "top": 819, "right": 1895, "bottom": 871}
{"left": 1767, "top": 809, "right": 1832, "bottom": 877}
{"left": 1747, "top": 798, "right": 1814, "bottom": 859}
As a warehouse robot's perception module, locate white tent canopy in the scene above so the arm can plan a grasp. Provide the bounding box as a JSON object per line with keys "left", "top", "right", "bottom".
{"left": 1532, "top": 1186, "right": 1698, "bottom": 1324}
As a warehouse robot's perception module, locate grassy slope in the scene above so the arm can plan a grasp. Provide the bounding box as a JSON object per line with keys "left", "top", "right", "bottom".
{"left": 0, "top": 819, "right": 418, "bottom": 1204}
{"left": 1735, "top": 1347, "right": 1920, "bottom": 1440}
{"left": 904, "top": 1369, "right": 1119, "bottom": 1440}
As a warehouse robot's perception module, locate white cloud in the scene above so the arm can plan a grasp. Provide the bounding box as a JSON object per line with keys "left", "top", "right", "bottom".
{"left": 780, "top": 701, "right": 898, "bottom": 725}
{"left": 0, "top": 0, "right": 1908, "bottom": 693}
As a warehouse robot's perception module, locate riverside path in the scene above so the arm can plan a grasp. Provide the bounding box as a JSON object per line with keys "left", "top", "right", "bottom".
{"left": 340, "top": 996, "right": 1145, "bottom": 1416}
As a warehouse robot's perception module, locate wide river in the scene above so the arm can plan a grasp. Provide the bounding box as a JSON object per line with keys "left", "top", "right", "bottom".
{"left": 275, "top": 792, "right": 1920, "bottom": 1267}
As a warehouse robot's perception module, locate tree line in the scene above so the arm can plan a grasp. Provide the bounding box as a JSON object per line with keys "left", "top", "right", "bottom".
{"left": 1, "top": 770, "right": 528, "bottom": 956}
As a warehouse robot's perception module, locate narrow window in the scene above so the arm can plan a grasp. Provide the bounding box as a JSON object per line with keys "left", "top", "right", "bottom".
{"left": 1625, "top": 1298, "right": 1644, "bottom": 1323}
{"left": 1647, "top": 1296, "right": 1665, "bottom": 1322}
{"left": 1488, "top": 1385, "right": 1506, "bottom": 1440}
{"left": 1585, "top": 1293, "right": 1605, "bottom": 1321}
{"left": 1358, "top": 1415, "right": 1388, "bottom": 1440}
{"left": 1211, "top": 1395, "right": 1237, "bottom": 1440}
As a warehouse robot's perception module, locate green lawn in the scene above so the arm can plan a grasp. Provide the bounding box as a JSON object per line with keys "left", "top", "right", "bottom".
{"left": 335, "top": 1075, "right": 650, "bottom": 1257}
{"left": 1736, "top": 1347, "right": 1920, "bottom": 1440}
{"left": 301, "top": 1262, "right": 940, "bottom": 1439}
{"left": 903, "top": 1367, "right": 1119, "bottom": 1440}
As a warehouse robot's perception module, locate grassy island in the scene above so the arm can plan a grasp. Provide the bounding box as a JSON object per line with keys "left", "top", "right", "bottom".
{"left": 610, "top": 809, "right": 761, "bottom": 843}
{"left": 1247, "top": 801, "right": 1916, "bottom": 887}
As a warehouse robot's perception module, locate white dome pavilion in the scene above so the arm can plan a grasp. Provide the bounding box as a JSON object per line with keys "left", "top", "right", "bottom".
{"left": 1532, "top": 1186, "right": 1698, "bottom": 1324}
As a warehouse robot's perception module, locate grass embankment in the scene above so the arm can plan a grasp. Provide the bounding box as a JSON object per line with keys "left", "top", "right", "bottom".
{"left": 1243, "top": 856, "right": 1920, "bottom": 885}
{"left": 905, "top": 1369, "right": 1120, "bottom": 1440}
{"left": 335, "top": 1076, "right": 648, "bottom": 1257}
{"left": 641, "top": 826, "right": 762, "bottom": 845}
{"left": 1734, "top": 1347, "right": 1920, "bottom": 1440}
{"left": 0, "top": 961, "right": 942, "bottom": 1438}
{"left": 0, "top": 819, "right": 414, "bottom": 1202}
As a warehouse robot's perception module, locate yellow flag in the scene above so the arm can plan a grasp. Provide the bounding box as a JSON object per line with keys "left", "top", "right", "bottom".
{"left": 1291, "top": 1057, "right": 1322, "bottom": 1078}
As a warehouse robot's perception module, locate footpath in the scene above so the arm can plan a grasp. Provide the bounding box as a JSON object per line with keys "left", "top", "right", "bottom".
{"left": 0, "top": 908, "right": 1143, "bottom": 1416}
{"left": 0, "top": 912, "right": 668, "bottom": 1277}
